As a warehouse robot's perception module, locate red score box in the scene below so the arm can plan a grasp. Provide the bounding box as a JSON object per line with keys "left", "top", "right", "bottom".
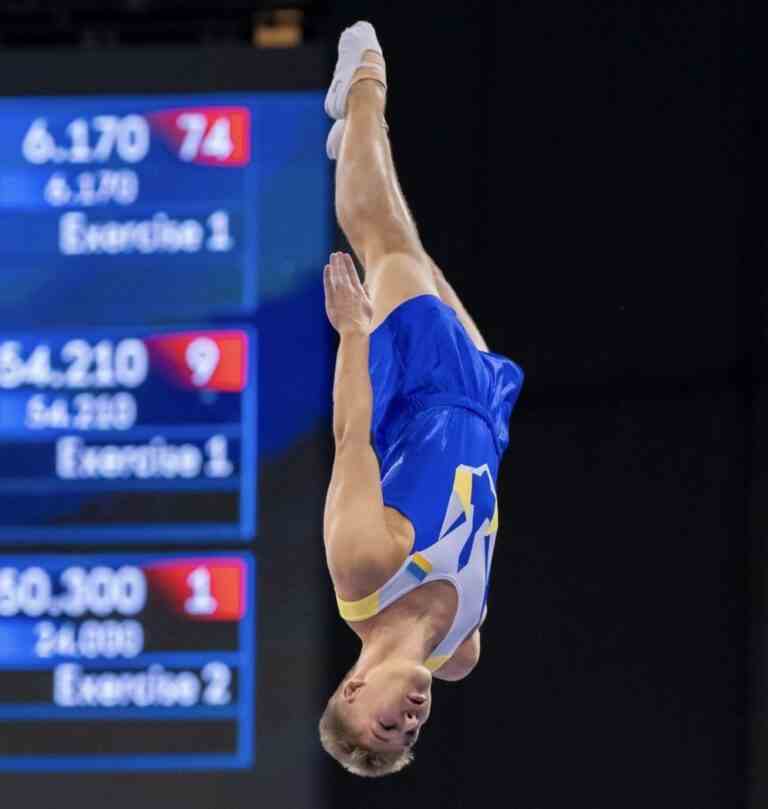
{"left": 146, "top": 330, "right": 249, "bottom": 393}
{"left": 144, "top": 557, "right": 247, "bottom": 622}
{"left": 148, "top": 107, "right": 251, "bottom": 167}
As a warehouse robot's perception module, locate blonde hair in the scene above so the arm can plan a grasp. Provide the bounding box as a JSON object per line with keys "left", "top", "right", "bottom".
{"left": 318, "top": 694, "right": 415, "bottom": 777}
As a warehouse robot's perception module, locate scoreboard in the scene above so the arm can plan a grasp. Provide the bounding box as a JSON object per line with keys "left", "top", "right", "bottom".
{"left": 0, "top": 553, "right": 254, "bottom": 770}
{"left": 0, "top": 326, "right": 256, "bottom": 541}
{"left": 0, "top": 102, "right": 257, "bottom": 324}
{"left": 0, "top": 90, "right": 331, "bottom": 772}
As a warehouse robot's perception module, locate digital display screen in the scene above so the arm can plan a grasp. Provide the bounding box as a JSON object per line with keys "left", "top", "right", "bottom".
{"left": 0, "top": 91, "right": 332, "bottom": 547}
{"left": 0, "top": 553, "right": 255, "bottom": 770}
{"left": 0, "top": 96, "right": 329, "bottom": 325}
{"left": 0, "top": 102, "right": 253, "bottom": 323}
{"left": 0, "top": 326, "right": 256, "bottom": 542}
{"left": 0, "top": 85, "right": 331, "bottom": 780}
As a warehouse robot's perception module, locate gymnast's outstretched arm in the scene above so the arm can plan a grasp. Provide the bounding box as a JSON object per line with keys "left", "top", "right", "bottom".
{"left": 321, "top": 252, "right": 403, "bottom": 596}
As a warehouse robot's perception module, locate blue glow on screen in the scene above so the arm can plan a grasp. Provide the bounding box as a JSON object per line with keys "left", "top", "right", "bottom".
{"left": 0, "top": 91, "right": 330, "bottom": 767}
{"left": 0, "top": 552, "right": 256, "bottom": 771}
{"left": 0, "top": 92, "right": 333, "bottom": 545}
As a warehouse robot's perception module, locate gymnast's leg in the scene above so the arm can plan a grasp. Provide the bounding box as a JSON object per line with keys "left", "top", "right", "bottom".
{"left": 429, "top": 260, "right": 489, "bottom": 352}
{"left": 333, "top": 56, "right": 439, "bottom": 328}
{"left": 330, "top": 25, "right": 488, "bottom": 349}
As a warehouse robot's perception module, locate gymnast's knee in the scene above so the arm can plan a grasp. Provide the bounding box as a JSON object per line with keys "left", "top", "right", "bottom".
{"left": 337, "top": 199, "right": 421, "bottom": 263}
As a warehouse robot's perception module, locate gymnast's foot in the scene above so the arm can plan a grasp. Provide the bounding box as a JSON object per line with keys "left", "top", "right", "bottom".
{"left": 325, "top": 21, "right": 387, "bottom": 159}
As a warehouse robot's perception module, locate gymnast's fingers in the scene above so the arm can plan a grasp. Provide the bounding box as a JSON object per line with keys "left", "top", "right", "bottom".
{"left": 341, "top": 253, "right": 364, "bottom": 293}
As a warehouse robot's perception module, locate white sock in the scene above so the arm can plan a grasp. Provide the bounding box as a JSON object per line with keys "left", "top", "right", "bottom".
{"left": 324, "top": 20, "right": 386, "bottom": 121}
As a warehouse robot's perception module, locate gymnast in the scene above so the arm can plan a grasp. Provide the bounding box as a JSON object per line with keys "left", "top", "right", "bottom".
{"left": 319, "top": 21, "right": 524, "bottom": 776}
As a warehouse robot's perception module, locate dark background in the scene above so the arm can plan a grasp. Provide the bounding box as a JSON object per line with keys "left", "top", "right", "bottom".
{"left": 320, "top": 3, "right": 752, "bottom": 809}
{"left": 0, "top": 1, "right": 752, "bottom": 808}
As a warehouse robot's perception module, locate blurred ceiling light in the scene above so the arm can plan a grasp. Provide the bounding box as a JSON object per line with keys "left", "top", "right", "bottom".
{"left": 252, "top": 8, "right": 303, "bottom": 48}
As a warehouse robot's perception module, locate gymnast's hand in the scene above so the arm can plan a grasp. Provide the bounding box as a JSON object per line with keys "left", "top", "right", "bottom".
{"left": 323, "top": 252, "right": 373, "bottom": 336}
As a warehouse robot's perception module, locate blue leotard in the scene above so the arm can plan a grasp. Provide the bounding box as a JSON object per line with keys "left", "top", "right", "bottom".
{"left": 336, "top": 294, "right": 524, "bottom": 670}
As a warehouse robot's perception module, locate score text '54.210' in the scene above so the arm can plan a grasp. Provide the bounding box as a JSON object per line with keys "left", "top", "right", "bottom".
{"left": 0, "top": 338, "right": 148, "bottom": 391}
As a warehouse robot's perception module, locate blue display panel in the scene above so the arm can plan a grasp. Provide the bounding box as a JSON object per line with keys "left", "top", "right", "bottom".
{"left": 0, "top": 92, "right": 333, "bottom": 543}
{"left": 0, "top": 94, "right": 330, "bottom": 324}
{"left": 0, "top": 326, "right": 256, "bottom": 542}
{"left": 0, "top": 553, "right": 255, "bottom": 771}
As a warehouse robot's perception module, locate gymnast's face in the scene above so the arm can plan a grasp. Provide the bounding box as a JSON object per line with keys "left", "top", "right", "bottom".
{"left": 340, "top": 660, "right": 433, "bottom": 751}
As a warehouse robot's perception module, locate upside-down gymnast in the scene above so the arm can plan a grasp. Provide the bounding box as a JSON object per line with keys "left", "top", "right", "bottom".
{"left": 318, "top": 21, "right": 524, "bottom": 777}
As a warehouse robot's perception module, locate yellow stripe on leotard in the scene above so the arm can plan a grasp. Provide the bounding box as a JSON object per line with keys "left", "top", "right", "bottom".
{"left": 455, "top": 464, "right": 499, "bottom": 533}
{"left": 453, "top": 466, "right": 473, "bottom": 515}
{"left": 425, "top": 655, "right": 451, "bottom": 672}
{"left": 337, "top": 554, "right": 433, "bottom": 621}
{"left": 336, "top": 590, "right": 381, "bottom": 622}
{"left": 411, "top": 553, "right": 433, "bottom": 574}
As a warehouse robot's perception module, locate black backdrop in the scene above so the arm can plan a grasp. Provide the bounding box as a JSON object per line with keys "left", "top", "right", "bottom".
{"left": 320, "top": 3, "right": 751, "bottom": 808}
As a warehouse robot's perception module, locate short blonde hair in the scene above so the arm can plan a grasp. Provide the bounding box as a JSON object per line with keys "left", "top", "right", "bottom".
{"left": 318, "top": 694, "right": 415, "bottom": 777}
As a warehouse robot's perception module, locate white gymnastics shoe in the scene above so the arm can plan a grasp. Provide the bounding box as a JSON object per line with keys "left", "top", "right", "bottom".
{"left": 324, "top": 20, "right": 387, "bottom": 121}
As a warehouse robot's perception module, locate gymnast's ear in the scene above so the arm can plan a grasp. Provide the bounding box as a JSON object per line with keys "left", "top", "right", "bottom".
{"left": 342, "top": 679, "right": 365, "bottom": 701}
